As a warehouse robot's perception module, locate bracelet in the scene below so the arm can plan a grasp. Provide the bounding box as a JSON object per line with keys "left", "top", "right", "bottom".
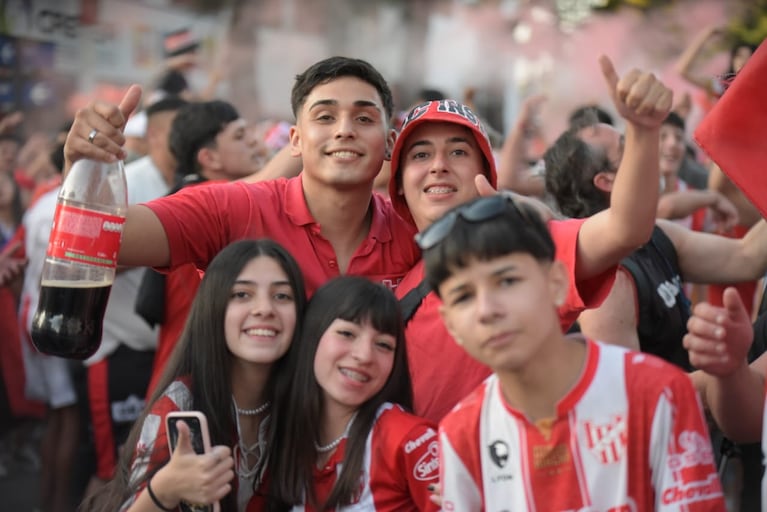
{"left": 146, "top": 475, "right": 174, "bottom": 512}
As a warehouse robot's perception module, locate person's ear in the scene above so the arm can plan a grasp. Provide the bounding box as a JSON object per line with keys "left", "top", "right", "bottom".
{"left": 592, "top": 171, "right": 615, "bottom": 193}
{"left": 289, "top": 125, "right": 302, "bottom": 157}
{"left": 548, "top": 260, "right": 569, "bottom": 308}
{"left": 385, "top": 128, "right": 396, "bottom": 161}
{"left": 197, "top": 147, "right": 219, "bottom": 171}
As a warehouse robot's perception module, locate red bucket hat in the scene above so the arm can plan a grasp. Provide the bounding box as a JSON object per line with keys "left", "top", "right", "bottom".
{"left": 388, "top": 99, "right": 497, "bottom": 226}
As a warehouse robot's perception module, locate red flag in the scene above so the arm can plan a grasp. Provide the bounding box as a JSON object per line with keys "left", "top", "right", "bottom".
{"left": 694, "top": 41, "right": 767, "bottom": 218}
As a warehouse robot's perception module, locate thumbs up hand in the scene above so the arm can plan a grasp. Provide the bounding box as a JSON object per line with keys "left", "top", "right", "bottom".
{"left": 683, "top": 287, "right": 754, "bottom": 377}
{"left": 63, "top": 84, "right": 143, "bottom": 171}
{"left": 150, "top": 421, "right": 234, "bottom": 510}
{"left": 600, "top": 55, "right": 673, "bottom": 130}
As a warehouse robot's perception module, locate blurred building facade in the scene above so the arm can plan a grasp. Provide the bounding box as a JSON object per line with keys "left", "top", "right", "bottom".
{"left": 0, "top": 0, "right": 751, "bottom": 140}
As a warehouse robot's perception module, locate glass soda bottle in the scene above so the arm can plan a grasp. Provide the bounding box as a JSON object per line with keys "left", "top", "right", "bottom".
{"left": 31, "top": 159, "right": 127, "bottom": 359}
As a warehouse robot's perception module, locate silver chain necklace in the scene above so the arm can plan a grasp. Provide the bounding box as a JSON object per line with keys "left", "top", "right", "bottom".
{"left": 315, "top": 412, "right": 358, "bottom": 453}
{"left": 232, "top": 397, "right": 268, "bottom": 481}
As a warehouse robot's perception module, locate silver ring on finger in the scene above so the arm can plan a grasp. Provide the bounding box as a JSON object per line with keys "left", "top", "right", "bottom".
{"left": 88, "top": 128, "right": 99, "bottom": 144}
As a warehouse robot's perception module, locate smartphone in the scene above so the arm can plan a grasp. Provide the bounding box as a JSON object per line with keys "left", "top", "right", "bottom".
{"left": 165, "top": 411, "right": 220, "bottom": 512}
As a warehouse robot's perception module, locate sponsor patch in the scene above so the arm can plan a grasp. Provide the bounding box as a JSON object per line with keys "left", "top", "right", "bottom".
{"left": 413, "top": 441, "right": 439, "bottom": 481}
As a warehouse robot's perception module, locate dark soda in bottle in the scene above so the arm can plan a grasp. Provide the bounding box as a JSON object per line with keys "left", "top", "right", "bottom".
{"left": 31, "top": 159, "right": 127, "bottom": 359}
{"left": 32, "top": 281, "right": 112, "bottom": 359}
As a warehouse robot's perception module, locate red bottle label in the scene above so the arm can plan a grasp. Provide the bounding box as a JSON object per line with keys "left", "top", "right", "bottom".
{"left": 47, "top": 204, "right": 125, "bottom": 268}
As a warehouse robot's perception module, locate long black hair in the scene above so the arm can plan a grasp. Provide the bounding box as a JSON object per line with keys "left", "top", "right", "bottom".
{"left": 85, "top": 239, "right": 306, "bottom": 511}
{"left": 267, "top": 276, "right": 412, "bottom": 511}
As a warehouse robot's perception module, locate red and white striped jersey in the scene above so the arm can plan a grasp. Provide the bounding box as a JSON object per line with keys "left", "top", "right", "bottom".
{"left": 292, "top": 403, "right": 439, "bottom": 512}
{"left": 439, "top": 340, "right": 725, "bottom": 512}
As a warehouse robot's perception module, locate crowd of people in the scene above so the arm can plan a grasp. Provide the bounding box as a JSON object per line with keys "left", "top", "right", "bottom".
{"left": 0, "top": 20, "right": 765, "bottom": 512}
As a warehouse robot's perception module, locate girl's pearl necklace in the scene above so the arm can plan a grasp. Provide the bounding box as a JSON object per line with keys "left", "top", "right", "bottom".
{"left": 235, "top": 400, "right": 270, "bottom": 416}
{"left": 315, "top": 412, "right": 358, "bottom": 453}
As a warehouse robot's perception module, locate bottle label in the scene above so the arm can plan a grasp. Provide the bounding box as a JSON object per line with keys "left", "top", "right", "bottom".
{"left": 47, "top": 203, "right": 125, "bottom": 268}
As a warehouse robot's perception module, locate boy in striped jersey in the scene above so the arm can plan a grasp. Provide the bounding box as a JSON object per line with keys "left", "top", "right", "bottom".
{"left": 419, "top": 195, "right": 725, "bottom": 511}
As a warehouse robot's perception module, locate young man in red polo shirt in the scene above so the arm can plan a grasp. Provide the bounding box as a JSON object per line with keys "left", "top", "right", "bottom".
{"left": 63, "top": 57, "right": 419, "bottom": 296}
{"left": 388, "top": 55, "right": 676, "bottom": 422}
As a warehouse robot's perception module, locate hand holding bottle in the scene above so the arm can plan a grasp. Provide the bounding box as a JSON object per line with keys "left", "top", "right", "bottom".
{"left": 64, "top": 85, "right": 143, "bottom": 173}
{"left": 31, "top": 157, "right": 128, "bottom": 359}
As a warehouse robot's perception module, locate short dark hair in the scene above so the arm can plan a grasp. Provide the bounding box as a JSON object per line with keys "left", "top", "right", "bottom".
{"left": 169, "top": 100, "right": 240, "bottom": 175}
{"left": 544, "top": 127, "right": 612, "bottom": 218}
{"left": 568, "top": 104, "right": 614, "bottom": 128}
{"left": 417, "top": 87, "right": 446, "bottom": 102}
{"left": 145, "top": 95, "right": 188, "bottom": 119}
{"left": 422, "top": 197, "right": 555, "bottom": 296}
{"left": 663, "top": 111, "right": 686, "bottom": 132}
{"left": 153, "top": 69, "right": 189, "bottom": 96}
{"left": 290, "top": 56, "right": 393, "bottom": 121}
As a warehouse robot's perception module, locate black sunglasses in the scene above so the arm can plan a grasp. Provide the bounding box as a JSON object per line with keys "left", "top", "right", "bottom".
{"left": 415, "top": 194, "right": 524, "bottom": 250}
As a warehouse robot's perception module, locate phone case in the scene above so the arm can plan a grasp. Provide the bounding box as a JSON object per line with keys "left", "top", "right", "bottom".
{"left": 165, "top": 411, "right": 220, "bottom": 512}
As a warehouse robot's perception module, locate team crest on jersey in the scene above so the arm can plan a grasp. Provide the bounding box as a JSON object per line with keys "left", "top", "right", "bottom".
{"left": 488, "top": 440, "right": 510, "bottom": 468}
{"left": 582, "top": 415, "right": 628, "bottom": 464}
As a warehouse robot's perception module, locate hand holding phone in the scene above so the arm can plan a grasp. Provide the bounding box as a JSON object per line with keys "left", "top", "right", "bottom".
{"left": 165, "top": 412, "right": 221, "bottom": 512}
{"left": 167, "top": 411, "right": 212, "bottom": 456}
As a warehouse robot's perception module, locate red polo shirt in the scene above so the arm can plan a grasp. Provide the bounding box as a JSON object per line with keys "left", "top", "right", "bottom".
{"left": 145, "top": 175, "right": 420, "bottom": 297}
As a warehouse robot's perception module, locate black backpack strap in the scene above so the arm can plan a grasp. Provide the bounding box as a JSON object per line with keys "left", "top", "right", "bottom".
{"left": 649, "top": 226, "right": 682, "bottom": 278}
{"left": 399, "top": 279, "right": 432, "bottom": 325}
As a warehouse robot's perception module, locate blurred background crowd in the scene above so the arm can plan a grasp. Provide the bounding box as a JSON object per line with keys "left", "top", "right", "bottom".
{"left": 0, "top": 0, "right": 766, "bottom": 511}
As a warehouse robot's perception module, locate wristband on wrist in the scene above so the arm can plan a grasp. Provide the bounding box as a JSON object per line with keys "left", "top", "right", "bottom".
{"left": 146, "top": 475, "right": 174, "bottom": 512}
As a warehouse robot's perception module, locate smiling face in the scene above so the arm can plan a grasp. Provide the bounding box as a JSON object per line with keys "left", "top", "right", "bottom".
{"left": 224, "top": 255, "right": 298, "bottom": 365}
{"left": 399, "top": 122, "right": 485, "bottom": 232}
{"left": 313, "top": 318, "right": 396, "bottom": 417}
{"left": 438, "top": 252, "right": 567, "bottom": 374}
{"left": 289, "top": 76, "right": 394, "bottom": 191}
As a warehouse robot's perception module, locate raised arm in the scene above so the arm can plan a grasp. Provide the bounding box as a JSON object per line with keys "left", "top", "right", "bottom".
{"left": 660, "top": 218, "right": 767, "bottom": 284}
{"left": 684, "top": 288, "right": 765, "bottom": 443}
{"left": 656, "top": 189, "right": 738, "bottom": 231}
{"left": 496, "top": 94, "right": 547, "bottom": 197}
{"left": 241, "top": 144, "right": 303, "bottom": 184}
{"left": 674, "top": 25, "right": 726, "bottom": 95}
{"left": 576, "top": 56, "right": 672, "bottom": 280}
{"left": 576, "top": 268, "right": 640, "bottom": 350}
{"left": 63, "top": 86, "right": 171, "bottom": 268}
{"left": 708, "top": 162, "right": 763, "bottom": 228}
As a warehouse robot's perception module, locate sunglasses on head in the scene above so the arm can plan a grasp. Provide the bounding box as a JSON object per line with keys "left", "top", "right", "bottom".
{"left": 415, "top": 194, "right": 525, "bottom": 251}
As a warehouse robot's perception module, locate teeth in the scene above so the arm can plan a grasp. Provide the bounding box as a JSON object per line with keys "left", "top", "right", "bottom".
{"left": 246, "top": 328, "right": 277, "bottom": 337}
{"left": 340, "top": 368, "right": 370, "bottom": 382}
{"left": 426, "top": 186, "right": 455, "bottom": 194}
{"left": 330, "top": 151, "right": 358, "bottom": 158}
